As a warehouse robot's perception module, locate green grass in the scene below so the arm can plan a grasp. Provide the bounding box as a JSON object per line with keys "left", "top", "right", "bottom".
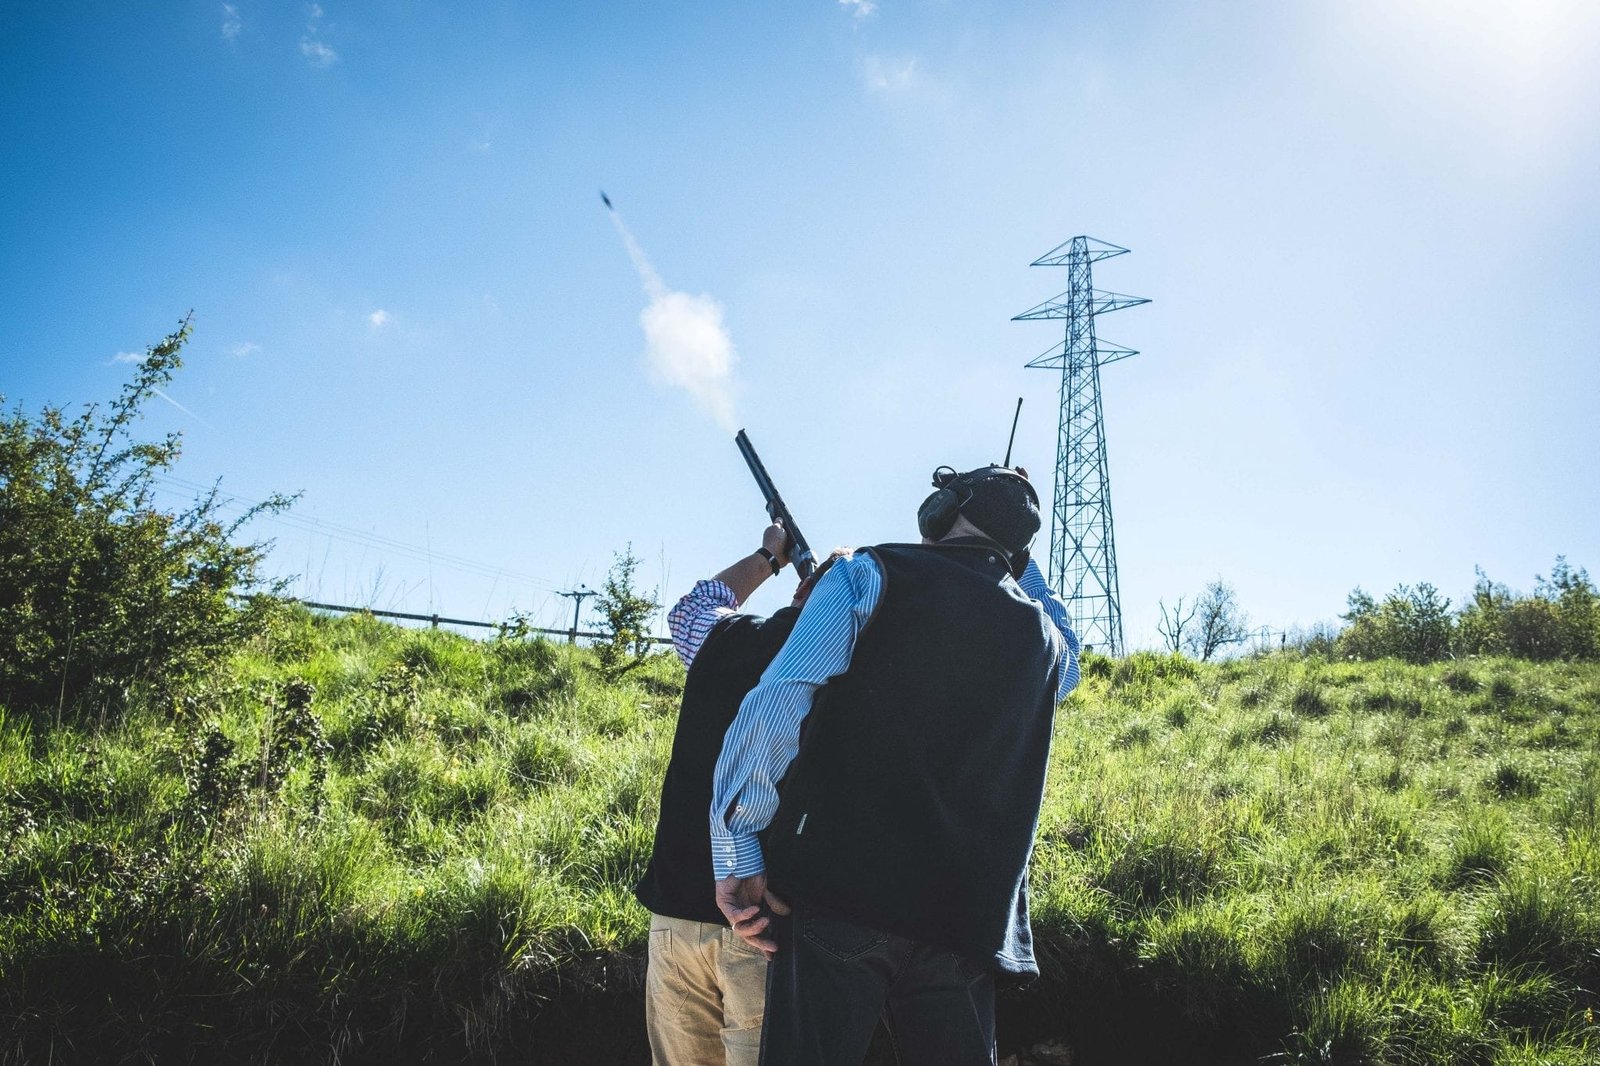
{"left": 2, "top": 616, "right": 1598, "bottom": 1064}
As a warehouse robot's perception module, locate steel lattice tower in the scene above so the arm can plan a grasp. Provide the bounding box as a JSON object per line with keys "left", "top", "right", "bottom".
{"left": 1013, "top": 236, "right": 1148, "bottom": 656}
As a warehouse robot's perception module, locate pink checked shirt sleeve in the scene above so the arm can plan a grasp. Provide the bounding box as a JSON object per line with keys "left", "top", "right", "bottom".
{"left": 667, "top": 579, "right": 742, "bottom": 669}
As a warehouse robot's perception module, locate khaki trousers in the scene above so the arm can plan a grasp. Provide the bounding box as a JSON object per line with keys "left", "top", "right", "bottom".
{"left": 645, "top": 912, "right": 768, "bottom": 1066}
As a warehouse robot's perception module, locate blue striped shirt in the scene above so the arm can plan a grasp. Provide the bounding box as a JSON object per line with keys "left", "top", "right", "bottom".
{"left": 708, "top": 552, "right": 1081, "bottom": 879}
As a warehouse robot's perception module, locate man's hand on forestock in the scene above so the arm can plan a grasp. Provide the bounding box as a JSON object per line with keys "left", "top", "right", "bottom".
{"left": 716, "top": 873, "right": 791, "bottom": 958}
{"left": 762, "top": 522, "right": 791, "bottom": 570}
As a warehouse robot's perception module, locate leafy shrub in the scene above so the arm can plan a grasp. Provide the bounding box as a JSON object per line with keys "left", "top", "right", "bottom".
{"left": 1338, "top": 583, "right": 1454, "bottom": 664}
{"left": 591, "top": 546, "right": 661, "bottom": 680}
{"left": 1457, "top": 560, "right": 1600, "bottom": 661}
{"left": 0, "top": 318, "right": 290, "bottom": 720}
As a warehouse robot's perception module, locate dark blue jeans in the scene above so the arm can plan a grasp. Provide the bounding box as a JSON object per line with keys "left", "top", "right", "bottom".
{"left": 759, "top": 901, "right": 997, "bottom": 1066}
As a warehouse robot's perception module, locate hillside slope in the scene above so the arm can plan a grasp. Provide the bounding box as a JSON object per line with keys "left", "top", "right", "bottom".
{"left": 2, "top": 609, "right": 1596, "bottom": 1064}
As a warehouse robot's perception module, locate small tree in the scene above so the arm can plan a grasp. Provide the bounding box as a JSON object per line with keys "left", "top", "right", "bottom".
{"left": 1337, "top": 582, "right": 1453, "bottom": 664}
{"left": 1156, "top": 596, "right": 1196, "bottom": 654}
{"left": 1186, "top": 579, "right": 1249, "bottom": 662}
{"left": 1538, "top": 557, "right": 1599, "bottom": 659}
{"left": 1455, "top": 568, "right": 1513, "bottom": 656}
{"left": 1458, "top": 558, "right": 1599, "bottom": 661}
{"left": 0, "top": 316, "right": 292, "bottom": 720}
{"left": 592, "top": 545, "right": 660, "bottom": 679}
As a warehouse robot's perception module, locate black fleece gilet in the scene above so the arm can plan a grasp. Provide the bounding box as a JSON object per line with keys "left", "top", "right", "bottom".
{"left": 764, "top": 542, "right": 1060, "bottom": 974}
{"left": 634, "top": 605, "right": 800, "bottom": 925}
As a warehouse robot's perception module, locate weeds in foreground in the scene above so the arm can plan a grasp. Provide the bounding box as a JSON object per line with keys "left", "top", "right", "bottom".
{"left": 2, "top": 626, "right": 1597, "bottom": 1064}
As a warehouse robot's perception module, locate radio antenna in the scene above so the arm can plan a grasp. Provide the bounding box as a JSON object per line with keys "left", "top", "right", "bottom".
{"left": 1003, "top": 397, "right": 1023, "bottom": 467}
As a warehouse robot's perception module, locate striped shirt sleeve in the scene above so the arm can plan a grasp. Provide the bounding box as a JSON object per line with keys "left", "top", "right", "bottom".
{"left": 667, "top": 579, "right": 741, "bottom": 669}
{"left": 1017, "top": 558, "right": 1082, "bottom": 700}
{"left": 709, "top": 552, "right": 881, "bottom": 879}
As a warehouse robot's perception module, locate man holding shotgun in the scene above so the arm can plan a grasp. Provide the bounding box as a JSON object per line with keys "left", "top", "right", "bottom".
{"left": 636, "top": 509, "right": 847, "bottom": 1065}
{"left": 712, "top": 462, "right": 1080, "bottom": 1065}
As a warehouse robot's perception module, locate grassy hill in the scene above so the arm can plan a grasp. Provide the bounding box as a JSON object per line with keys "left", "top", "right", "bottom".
{"left": 2, "top": 607, "right": 1596, "bottom": 1064}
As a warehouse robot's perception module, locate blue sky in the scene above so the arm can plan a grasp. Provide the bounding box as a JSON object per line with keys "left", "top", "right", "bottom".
{"left": 4, "top": 1, "right": 1598, "bottom": 648}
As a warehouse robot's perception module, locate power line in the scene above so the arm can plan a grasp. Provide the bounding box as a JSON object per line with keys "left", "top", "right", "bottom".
{"left": 150, "top": 474, "right": 567, "bottom": 593}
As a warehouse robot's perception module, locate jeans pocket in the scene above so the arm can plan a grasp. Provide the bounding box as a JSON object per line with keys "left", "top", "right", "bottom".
{"left": 801, "top": 914, "right": 888, "bottom": 962}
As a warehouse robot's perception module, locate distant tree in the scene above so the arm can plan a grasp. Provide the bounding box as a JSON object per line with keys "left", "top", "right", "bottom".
{"left": 1156, "top": 595, "right": 1196, "bottom": 655}
{"left": 1338, "top": 582, "right": 1453, "bottom": 664}
{"left": 1390, "top": 583, "right": 1453, "bottom": 663}
{"left": 592, "top": 545, "right": 661, "bottom": 679}
{"left": 1457, "top": 558, "right": 1599, "bottom": 661}
{"left": 1455, "top": 568, "right": 1514, "bottom": 656}
{"left": 1538, "top": 557, "right": 1599, "bottom": 659}
{"left": 0, "top": 315, "right": 292, "bottom": 721}
{"left": 1186, "top": 579, "right": 1249, "bottom": 662}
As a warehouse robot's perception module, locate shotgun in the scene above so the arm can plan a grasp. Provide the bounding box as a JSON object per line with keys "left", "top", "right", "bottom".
{"left": 734, "top": 430, "right": 816, "bottom": 581}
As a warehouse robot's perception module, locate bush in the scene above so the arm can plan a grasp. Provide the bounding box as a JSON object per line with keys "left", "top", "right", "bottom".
{"left": 1457, "top": 560, "right": 1600, "bottom": 661}
{"left": 591, "top": 546, "right": 661, "bottom": 680}
{"left": 1338, "top": 583, "right": 1454, "bottom": 664}
{"left": 0, "top": 317, "right": 291, "bottom": 720}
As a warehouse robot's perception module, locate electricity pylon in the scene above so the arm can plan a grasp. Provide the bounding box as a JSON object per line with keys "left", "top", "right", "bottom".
{"left": 1013, "top": 236, "right": 1148, "bottom": 656}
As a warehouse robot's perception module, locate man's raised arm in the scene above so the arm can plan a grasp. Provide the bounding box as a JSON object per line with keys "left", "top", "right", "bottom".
{"left": 667, "top": 522, "right": 791, "bottom": 669}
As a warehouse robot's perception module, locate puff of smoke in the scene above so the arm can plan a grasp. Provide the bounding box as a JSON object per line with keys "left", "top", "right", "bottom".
{"left": 610, "top": 213, "right": 739, "bottom": 432}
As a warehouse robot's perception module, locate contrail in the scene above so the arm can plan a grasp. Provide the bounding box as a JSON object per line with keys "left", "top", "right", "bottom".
{"left": 151, "top": 387, "right": 213, "bottom": 429}
{"left": 604, "top": 195, "right": 739, "bottom": 432}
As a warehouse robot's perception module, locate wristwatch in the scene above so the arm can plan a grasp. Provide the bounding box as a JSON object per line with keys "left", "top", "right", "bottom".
{"left": 755, "top": 546, "right": 781, "bottom": 575}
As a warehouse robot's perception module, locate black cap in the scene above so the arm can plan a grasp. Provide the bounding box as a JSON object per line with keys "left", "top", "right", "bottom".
{"left": 959, "top": 469, "right": 1040, "bottom": 557}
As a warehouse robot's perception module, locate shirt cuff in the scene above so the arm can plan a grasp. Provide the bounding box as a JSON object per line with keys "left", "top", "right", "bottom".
{"left": 711, "top": 833, "right": 766, "bottom": 879}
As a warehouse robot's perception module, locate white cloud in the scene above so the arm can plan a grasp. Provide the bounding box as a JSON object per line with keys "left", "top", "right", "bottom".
{"left": 368, "top": 310, "right": 390, "bottom": 328}
{"left": 639, "top": 290, "right": 739, "bottom": 432}
{"left": 221, "top": 4, "right": 241, "bottom": 40}
{"left": 840, "top": 0, "right": 877, "bottom": 19}
{"left": 112, "top": 350, "right": 146, "bottom": 364}
{"left": 300, "top": 2, "right": 337, "bottom": 66}
{"left": 864, "top": 54, "right": 918, "bottom": 92}
{"left": 228, "top": 341, "right": 260, "bottom": 358}
{"left": 300, "top": 37, "right": 337, "bottom": 66}
{"left": 608, "top": 213, "right": 740, "bottom": 431}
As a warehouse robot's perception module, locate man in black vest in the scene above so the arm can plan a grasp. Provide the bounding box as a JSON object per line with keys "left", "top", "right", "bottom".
{"left": 636, "top": 522, "right": 846, "bottom": 1066}
{"left": 710, "top": 466, "right": 1080, "bottom": 1065}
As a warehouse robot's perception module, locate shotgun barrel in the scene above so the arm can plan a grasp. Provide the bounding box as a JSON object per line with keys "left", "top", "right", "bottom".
{"left": 734, "top": 430, "right": 816, "bottom": 580}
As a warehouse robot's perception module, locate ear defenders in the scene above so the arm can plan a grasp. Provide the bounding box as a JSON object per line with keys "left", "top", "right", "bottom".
{"left": 916, "top": 465, "right": 1041, "bottom": 542}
